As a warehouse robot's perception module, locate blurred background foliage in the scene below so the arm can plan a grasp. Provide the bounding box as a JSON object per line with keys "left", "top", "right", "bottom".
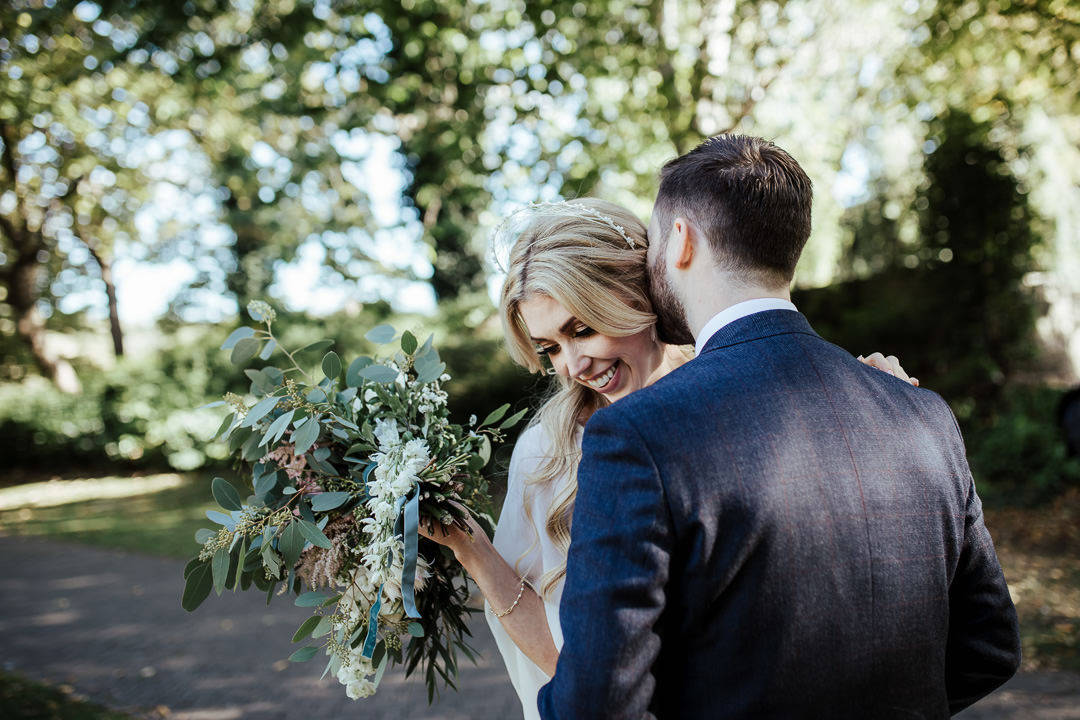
{"left": 0, "top": 0, "right": 1078, "bottom": 505}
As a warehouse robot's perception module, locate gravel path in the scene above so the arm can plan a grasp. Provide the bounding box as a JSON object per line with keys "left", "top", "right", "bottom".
{"left": 1, "top": 536, "right": 1076, "bottom": 719}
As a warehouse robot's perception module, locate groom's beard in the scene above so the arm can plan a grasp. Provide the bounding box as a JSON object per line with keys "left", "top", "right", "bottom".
{"left": 647, "top": 253, "right": 696, "bottom": 347}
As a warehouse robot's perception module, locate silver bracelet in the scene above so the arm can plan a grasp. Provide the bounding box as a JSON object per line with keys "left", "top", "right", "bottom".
{"left": 493, "top": 577, "right": 530, "bottom": 618}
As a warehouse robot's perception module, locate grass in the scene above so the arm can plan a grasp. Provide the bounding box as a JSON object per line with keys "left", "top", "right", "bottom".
{"left": 0, "top": 470, "right": 242, "bottom": 559}
{"left": 1, "top": 469, "right": 1078, "bottom": 673}
{"left": 0, "top": 672, "right": 135, "bottom": 720}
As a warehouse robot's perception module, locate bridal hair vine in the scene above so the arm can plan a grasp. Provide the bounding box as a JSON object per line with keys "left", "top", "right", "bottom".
{"left": 523, "top": 201, "right": 638, "bottom": 249}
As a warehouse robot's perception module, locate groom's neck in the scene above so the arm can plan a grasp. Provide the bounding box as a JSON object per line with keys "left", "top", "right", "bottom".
{"left": 684, "top": 272, "right": 792, "bottom": 338}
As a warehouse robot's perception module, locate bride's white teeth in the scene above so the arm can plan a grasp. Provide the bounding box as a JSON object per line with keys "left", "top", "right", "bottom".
{"left": 585, "top": 362, "right": 618, "bottom": 390}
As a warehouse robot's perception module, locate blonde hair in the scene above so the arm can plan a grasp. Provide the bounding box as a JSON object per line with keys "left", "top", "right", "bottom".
{"left": 498, "top": 199, "right": 656, "bottom": 596}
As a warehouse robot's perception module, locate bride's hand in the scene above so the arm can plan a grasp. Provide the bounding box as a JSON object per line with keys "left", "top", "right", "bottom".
{"left": 858, "top": 352, "right": 919, "bottom": 387}
{"left": 418, "top": 506, "right": 490, "bottom": 563}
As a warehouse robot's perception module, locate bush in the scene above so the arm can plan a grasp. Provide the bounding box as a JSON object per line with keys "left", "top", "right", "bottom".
{"left": 0, "top": 304, "right": 541, "bottom": 475}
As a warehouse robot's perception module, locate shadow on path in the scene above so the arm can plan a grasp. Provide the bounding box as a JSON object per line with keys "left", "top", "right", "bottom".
{"left": 0, "top": 536, "right": 520, "bottom": 719}
{"left": 1, "top": 536, "right": 1076, "bottom": 719}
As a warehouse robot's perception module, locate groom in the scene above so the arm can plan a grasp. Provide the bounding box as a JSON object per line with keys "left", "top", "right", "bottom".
{"left": 537, "top": 135, "right": 1020, "bottom": 718}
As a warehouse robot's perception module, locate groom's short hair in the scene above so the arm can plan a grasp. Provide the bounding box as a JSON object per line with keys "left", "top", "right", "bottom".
{"left": 654, "top": 135, "right": 812, "bottom": 288}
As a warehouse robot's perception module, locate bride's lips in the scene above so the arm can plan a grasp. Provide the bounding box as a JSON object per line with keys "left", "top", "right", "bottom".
{"left": 581, "top": 359, "right": 623, "bottom": 395}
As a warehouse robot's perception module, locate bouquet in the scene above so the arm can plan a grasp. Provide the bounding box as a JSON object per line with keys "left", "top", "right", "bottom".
{"left": 181, "top": 301, "right": 525, "bottom": 701}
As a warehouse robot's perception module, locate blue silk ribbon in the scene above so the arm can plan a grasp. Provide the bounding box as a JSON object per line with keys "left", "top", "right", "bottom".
{"left": 395, "top": 483, "right": 422, "bottom": 620}
{"left": 361, "top": 583, "right": 383, "bottom": 659}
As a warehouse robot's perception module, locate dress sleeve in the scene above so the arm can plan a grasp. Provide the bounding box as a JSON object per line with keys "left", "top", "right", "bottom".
{"left": 484, "top": 425, "right": 561, "bottom": 719}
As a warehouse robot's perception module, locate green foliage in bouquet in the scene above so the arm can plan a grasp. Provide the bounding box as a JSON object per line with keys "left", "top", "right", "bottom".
{"left": 181, "top": 302, "right": 525, "bottom": 701}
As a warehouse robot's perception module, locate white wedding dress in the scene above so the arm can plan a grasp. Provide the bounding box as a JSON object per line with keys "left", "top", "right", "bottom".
{"left": 484, "top": 424, "right": 574, "bottom": 720}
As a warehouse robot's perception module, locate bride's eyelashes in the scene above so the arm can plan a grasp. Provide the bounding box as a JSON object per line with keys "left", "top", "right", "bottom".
{"left": 534, "top": 326, "right": 596, "bottom": 358}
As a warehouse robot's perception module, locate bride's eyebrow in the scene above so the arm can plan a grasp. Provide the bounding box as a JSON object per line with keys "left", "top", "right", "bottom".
{"left": 530, "top": 316, "right": 581, "bottom": 343}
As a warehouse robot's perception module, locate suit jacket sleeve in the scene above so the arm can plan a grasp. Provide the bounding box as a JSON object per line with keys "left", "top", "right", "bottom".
{"left": 537, "top": 405, "right": 672, "bottom": 720}
{"left": 945, "top": 470, "right": 1022, "bottom": 714}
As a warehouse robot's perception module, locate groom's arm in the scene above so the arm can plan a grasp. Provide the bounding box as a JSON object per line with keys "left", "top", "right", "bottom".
{"left": 537, "top": 404, "right": 672, "bottom": 720}
{"left": 945, "top": 468, "right": 1022, "bottom": 714}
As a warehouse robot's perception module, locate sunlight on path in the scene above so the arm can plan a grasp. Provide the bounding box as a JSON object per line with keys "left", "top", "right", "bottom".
{"left": 0, "top": 474, "right": 186, "bottom": 510}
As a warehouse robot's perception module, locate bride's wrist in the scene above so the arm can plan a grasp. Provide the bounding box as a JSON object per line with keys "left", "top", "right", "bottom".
{"left": 451, "top": 530, "right": 494, "bottom": 573}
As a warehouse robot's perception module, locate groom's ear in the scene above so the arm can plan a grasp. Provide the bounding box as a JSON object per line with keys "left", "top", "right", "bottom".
{"left": 671, "top": 217, "right": 696, "bottom": 270}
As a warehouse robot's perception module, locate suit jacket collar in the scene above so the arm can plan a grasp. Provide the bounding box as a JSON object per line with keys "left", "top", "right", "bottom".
{"left": 697, "top": 309, "right": 819, "bottom": 356}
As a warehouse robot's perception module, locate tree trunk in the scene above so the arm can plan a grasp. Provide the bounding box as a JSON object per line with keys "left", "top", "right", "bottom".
{"left": 82, "top": 237, "right": 124, "bottom": 357}
{"left": 8, "top": 253, "right": 81, "bottom": 393}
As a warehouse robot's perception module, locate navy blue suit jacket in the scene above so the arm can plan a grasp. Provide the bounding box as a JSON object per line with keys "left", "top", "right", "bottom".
{"left": 537, "top": 310, "right": 1020, "bottom": 719}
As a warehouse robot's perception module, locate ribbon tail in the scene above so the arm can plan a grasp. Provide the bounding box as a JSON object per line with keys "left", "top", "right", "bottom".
{"left": 361, "top": 583, "right": 383, "bottom": 659}
{"left": 400, "top": 485, "right": 421, "bottom": 619}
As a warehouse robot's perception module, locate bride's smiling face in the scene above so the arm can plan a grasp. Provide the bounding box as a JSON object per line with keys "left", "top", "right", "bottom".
{"left": 518, "top": 294, "right": 663, "bottom": 402}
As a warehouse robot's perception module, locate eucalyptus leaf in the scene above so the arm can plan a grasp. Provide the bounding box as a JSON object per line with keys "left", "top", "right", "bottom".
{"left": 231, "top": 337, "right": 262, "bottom": 366}
{"left": 292, "top": 615, "right": 322, "bottom": 643}
{"left": 321, "top": 351, "right": 342, "bottom": 381}
{"left": 212, "top": 547, "right": 230, "bottom": 595}
{"left": 312, "top": 614, "right": 334, "bottom": 638}
{"left": 289, "top": 646, "right": 319, "bottom": 663}
{"left": 295, "top": 590, "right": 336, "bottom": 607}
{"left": 206, "top": 510, "right": 235, "bottom": 528}
{"left": 481, "top": 403, "right": 510, "bottom": 427}
{"left": 345, "top": 356, "right": 373, "bottom": 386}
{"left": 478, "top": 435, "right": 491, "bottom": 466}
{"left": 197, "top": 400, "right": 226, "bottom": 410}
{"left": 297, "top": 519, "right": 332, "bottom": 549}
{"left": 278, "top": 522, "right": 305, "bottom": 567}
{"left": 292, "top": 414, "right": 320, "bottom": 456}
{"left": 407, "top": 621, "right": 425, "bottom": 638}
{"left": 401, "top": 330, "right": 418, "bottom": 355}
{"left": 221, "top": 326, "right": 255, "bottom": 350}
{"left": 310, "top": 492, "right": 350, "bottom": 511}
{"left": 499, "top": 407, "right": 529, "bottom": 430}
{"left": 209, "top": 479, "right": 241, "bottom": 511}
{"left": 194, "top": 528, "right": 215, "bottom": 544}
{"left": 181, "top": 563, "right": 213, "bottom": 612}
{"left": 212, "top": 412, "right": 235, "bottom": 441}
{"left": 240, "top": 431, "right": 264, "bottom": 461}
{"left": 259, "top": 338, "right": 277, "bottom": 361}
{"left": 359, "top": 365, "right": 398, "bottom": 384}
{"left": 264, "top": 367, "right": 285, "bottom": 386}
{"left": 260, "top": 409, "right": 295, "bottom": 447}
{"left": 240, "top": 395, "right": 280, "bottom": 428}
{"left": 365, "top": 324, "right": 396, "bottom": 344}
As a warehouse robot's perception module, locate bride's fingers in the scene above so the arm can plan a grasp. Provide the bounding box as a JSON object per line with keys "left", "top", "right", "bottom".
{"left": 885, "top": 355, "right": 916, "bottom": 385}
{"left": 859, "top": 352, "right": 894, "bottom": 375}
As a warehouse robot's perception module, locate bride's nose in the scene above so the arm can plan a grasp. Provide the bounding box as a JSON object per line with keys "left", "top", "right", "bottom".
{"left": 563, "top": 345, "right": 590, "bottom": 379}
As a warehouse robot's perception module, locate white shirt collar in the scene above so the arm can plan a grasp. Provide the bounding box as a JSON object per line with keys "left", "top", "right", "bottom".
{"left": 694, "top": 298, "right": 798, "bottom": 356}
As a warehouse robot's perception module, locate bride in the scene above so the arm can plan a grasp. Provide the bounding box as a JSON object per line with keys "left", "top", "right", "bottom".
{"left": 421, "top": 198, "right": 915, "bottom": 719}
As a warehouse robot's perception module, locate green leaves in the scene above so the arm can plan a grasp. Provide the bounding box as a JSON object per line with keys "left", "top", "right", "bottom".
{"left": 292, "top": 615, "right": 322, "bottom": 642}
{"left": 322, "top": 351, "right": 342, "bottom": 381}
{"left": 365, "top": 324, "right": 396, "bottom": 344}
{"left": 295, "top": 590, "right": 336, "bottom": 607}
{"left": 346, "top": 356, "right": 373, "bottom": 386}
{"left": 221, "top": 326, "right": 255, "bottom": 350}
{"left": 292, "top": 416, "right": 320, "bottom": 456}
{"left": 231, "top": 337, "right": 262, "bottom": 366}
{"left": 414, "top": 347, "right": 446, "bottom": 384}
{"left": 212, "top": 547, "right": 230, "bottom": 595}
{"left": 260, "top": 409, "right": 295, "bottom": 447}
{"left": 359, "top": 365, "right": 398, "bottom": 384}
{"left": 310, "top": 492, "right": 350, "bottom": 511}
{"left": 181, "top": 562, "right": 213, "bottom": 612}
{"left": 481, "top": 403, "right": 509, "bottom": 427}
{"left": 289, "top": 646, "right": 319, "bottom": 663}
{"left": 500, "top": 408, "right": 529, "bottom": 430}
{"left": 407, "top": 621, "right": 425, "bottom": 638}
{"left": 401, "top": 330, "right": 418, "bottom": 355}
{"left": 212, "top": 477, "right": 243, "bottom": 511}
{"left": 240, "top": 395, "right": 280, "bottom": 428}
{"left": 298, "top": 519, "right": 332, "bottom": 549}
{"left": 278, "top": 521, "right": 305, "bottom": 567}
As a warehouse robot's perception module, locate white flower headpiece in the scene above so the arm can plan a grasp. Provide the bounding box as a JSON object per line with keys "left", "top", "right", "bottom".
{"left": 488, "top": 199, "right": 640, "bottom": 274}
